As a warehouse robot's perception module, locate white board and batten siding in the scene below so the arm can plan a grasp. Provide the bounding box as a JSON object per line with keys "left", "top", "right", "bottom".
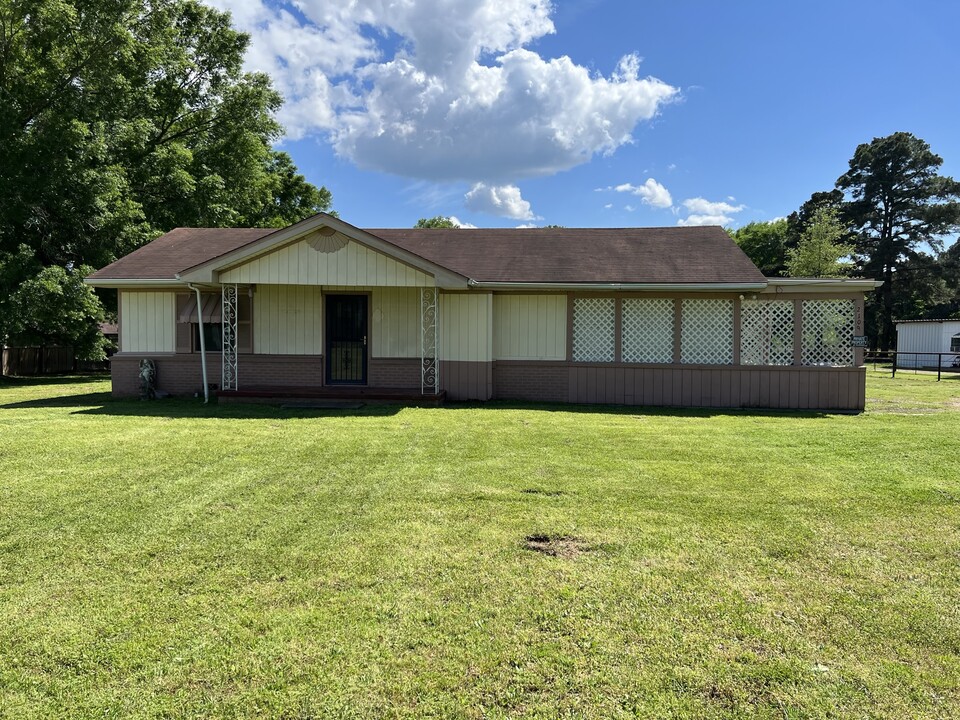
{"left": 896, "top": 320, "right": 960, "bottom": 368}
{"left": 372, "top": 287, "right": 420, "bottom": 358}
{"left": 493, "top": 295, "right": 567, "bottom": 360}
{"left": 253, "top": 285, "right": 324, "bottom": 355}
{"left": 119, "top": 291, "right": 176, "bottom": 353}
{"left": 441, "top": 293, "right": 493, "bottom": 362}
{"left": 220, "top": 238, "right": 433, "bottom": 287}
{"left": 252, "top": 285, "right": 421, "bottom": 358}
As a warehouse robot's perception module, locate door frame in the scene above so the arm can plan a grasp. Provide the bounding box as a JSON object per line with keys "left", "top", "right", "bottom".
{"left": 322, "top": 291, "right": 371, "bottom": 385}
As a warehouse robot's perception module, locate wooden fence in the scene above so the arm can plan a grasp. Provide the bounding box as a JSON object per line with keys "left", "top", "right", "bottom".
{"left": 2, "top": 346, "right": 75, "bottom": 376}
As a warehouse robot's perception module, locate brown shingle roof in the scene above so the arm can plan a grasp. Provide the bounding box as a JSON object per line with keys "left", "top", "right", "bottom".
{"left": 88, "top": 227, "right": 275, "bottom": 280}
{"left": 88, "top": 224, "right": 764, "bottom": 285}
{"left": 369, "top": 226, "right": 764, "bottom": 284}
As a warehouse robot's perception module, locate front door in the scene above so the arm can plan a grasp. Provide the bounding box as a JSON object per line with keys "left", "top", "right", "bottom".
{"left": 325, "top": 295, "right": 368, "bottom": 384}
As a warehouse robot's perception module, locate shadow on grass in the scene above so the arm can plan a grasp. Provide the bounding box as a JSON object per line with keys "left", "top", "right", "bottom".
{"left": 1, "top": 388, "right": 834, "bottom": 420}
{"left": 0, "top": 388, "right": 405, "bottom": 419}
{"left": 446, "top": 400, "right": 834, "bottom": 419}
{"left": 0, "top": 373, "right": 109, "bottom": 388}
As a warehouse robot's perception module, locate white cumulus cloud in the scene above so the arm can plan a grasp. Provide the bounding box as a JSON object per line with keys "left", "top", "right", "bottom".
{"left": 677, "top": 214, "right": 732, "bottom": 227}
{"left": 464, "top": 183, "right": 537, "bottom": 220}
{"left": 682, "top": 198, "right": 744, "bottom": 216}
{"left": 208, "top": 0, "right": 679, "bottom": 190}
{"left": 448, "top": 215, "right": 478, "bottom": 229}
{"left": 677, "top": 197, "right": 746, "bottom": 226}
{"left": 613, "top": 178, "right": 672, "bottom": 208}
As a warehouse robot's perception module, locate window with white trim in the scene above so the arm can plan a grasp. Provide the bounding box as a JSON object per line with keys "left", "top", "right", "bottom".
{"left": 180, "top": 292, "right": 252, "bottom": 353}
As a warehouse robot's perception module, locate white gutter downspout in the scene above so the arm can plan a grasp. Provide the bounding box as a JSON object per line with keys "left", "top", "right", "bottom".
{"left": 178, "top": 276, "right": 209, "bottom": 404}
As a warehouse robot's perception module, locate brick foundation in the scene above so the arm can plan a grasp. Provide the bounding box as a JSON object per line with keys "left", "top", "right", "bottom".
{"left": 111, "top": 353, "right": 866, "bottom": 411}
{"left": 110, "top": 353, "right": 421, "bottom": 398}
{"left": 368, "top": 358, "right": 421, "bottom": 388}
{"left": 492, "top": 361, "right": 568, "bottom": 402}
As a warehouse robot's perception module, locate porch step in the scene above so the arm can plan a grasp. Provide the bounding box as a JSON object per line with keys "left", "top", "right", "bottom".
{"left": 216, "top": 386, "right": 445, "bottom": 406}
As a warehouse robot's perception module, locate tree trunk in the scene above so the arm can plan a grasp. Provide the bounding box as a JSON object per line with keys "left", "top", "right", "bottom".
{"left": 881, "top": 263, "right": 895, "bottom": 351}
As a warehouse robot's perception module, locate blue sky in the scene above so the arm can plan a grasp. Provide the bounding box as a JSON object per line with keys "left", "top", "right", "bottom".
{"left": 212, "top": 0, "right": 960, "bottom": 230}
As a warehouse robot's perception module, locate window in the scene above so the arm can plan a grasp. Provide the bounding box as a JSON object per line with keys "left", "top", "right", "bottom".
{"left": 178, "top": 291, "right": 252, "bottom": 354}
{"left": 951, "top": 334, "right": 960, "bottom": 353}
{"left": 193, "top": 323, "right": 223, "bottom": 351}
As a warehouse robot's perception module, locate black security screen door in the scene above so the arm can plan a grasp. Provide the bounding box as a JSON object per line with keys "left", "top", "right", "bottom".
{"left": 326, "top": 295, "right": 368, "bottom": 384}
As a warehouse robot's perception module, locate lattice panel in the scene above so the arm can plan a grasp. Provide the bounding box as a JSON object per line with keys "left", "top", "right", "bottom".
{"left": 680, "top": 299, "right": 734, "bottom": 364}
{"left": 740, "top": 300, "right": 794, "bottom": 366}
{"left": 802, "top": 299, "right": 855, "bottom": 366}
{"left": 622, "top": 298, "right": 674, "bottom": 363}
{"left": 573, "top": 297, "right": 615, "bottom": 362}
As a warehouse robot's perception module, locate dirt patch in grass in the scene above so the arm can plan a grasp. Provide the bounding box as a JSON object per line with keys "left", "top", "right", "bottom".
{"left": 524, "top": 534, "right": 591, "bottom": 558}
{"left": 520, "top": 488, "right": 565, "bottom": 496}
{"left": 867, "top": 398, "right": 953, "bottom": 414}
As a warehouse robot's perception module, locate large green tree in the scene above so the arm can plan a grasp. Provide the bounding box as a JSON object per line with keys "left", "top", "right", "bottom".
{"left": 4, "top": 263, "right": 110, "bottom": 360}
{"left": 836, "top": 132, "right": 960, "bottom": 348}
{"left": 730, "top": 219, "right": 790, "bottom": 276}
{"left": 414, "top": 216, "right": 460, "bottom": 228}
{"left": 785, "top": 190, "right": 848, "bottom": 252}
{"left": 785, "top": 207, "right": 853, "bottom": 278}
{"left": 0, "top": 0, "right": 331, "bottom": 363}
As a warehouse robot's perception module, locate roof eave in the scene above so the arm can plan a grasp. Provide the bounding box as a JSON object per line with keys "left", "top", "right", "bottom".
{"left": 84, "top": 277, "right": 186, "bottom": 289}
{"left": 466, "top": 281, "right": 769, "bottom": 291}
{"left": 765, "top": 278, "right": 883, "bottom": 292}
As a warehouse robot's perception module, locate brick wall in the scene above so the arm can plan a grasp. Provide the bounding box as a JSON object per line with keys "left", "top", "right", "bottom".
{"left": 111, "top": 353, "right": 421, "bottom": 397}
{"left": 111, "top": 354, "right": 203, "bottom": 397}
{"left": 493, "top": 361, "right": 568, "bottom": 402}
{"left": 369, "top": 358, "right": 421, "bottom": 388}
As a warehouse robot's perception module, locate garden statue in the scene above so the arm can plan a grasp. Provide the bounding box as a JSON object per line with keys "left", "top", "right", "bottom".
{"left": 138, "top": 359, "right": 157, "bottom": 400}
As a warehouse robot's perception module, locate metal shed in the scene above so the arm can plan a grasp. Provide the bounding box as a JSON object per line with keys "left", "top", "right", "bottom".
{"left": 895, "top": 319, "right": 960, "bottom": 368}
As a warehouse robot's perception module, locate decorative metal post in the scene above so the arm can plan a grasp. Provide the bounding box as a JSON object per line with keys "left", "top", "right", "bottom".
{"left": 222, "top": 284, "right": 239, "bottom": 391}
{"left": 420, "top": 287, "right": 439, "bottom": 394}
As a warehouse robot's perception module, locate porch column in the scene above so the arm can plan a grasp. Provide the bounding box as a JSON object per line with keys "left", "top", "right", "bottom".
{"left": 222, "top": 284, "right": 239, "bottom": 391}
{"left": 421, "top": 287, "right": 439, "bottom": 394}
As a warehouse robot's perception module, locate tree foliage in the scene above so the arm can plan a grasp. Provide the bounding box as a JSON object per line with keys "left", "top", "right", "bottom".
{"left": 836, "top": 132, "right": 960, "bottom": 348}
{"left": 415, "top": 216, "right": 460, "bottom": 228}
{"left": 785, "top": 207, "right": 853, "bottom": 278}
{"left": 730, "top": 219, "right": 790, "bottom": 276}
{"left": 785, "top": 190, "right": 848, "bottom": 251}
{"left": 0, "top": 0, "right": 331, "bottom": 356}
{"left": 4, "top": 264, "right": 110, "bottom": 360}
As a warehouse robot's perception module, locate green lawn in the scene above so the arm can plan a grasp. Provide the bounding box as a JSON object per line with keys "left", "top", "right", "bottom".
{"left": 1, "top": 370, "right": 958, "bottom": 719}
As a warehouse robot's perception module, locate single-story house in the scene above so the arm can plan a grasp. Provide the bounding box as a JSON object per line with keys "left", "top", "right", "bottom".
{"left": 86, "top": 213, "right": 880, "bottom": 410}
{"left": 895, "top": 319, "right": 960, "bottom": 368}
